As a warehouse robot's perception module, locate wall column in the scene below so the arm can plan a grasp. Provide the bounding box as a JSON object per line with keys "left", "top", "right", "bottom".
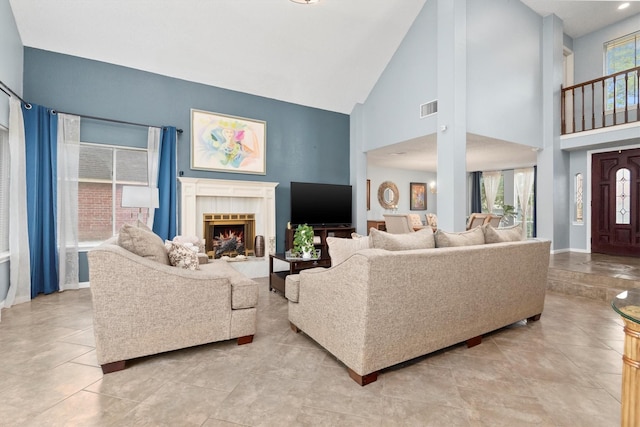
{"left": 350, "top": 103, "right": 368, "bottom": 235}
{"left": 537, "top": 14, "right": 569, "bottom": 250}
{"left": 436, "top": 0, "right": 467, "bottom": 232}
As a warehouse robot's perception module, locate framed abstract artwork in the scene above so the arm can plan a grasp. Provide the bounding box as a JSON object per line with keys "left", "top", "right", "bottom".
{"left": 410, "top": 182, "right": 426, "bottom": 210}
{"left": 191, "top": 109, "right": 266, "bottom": 175}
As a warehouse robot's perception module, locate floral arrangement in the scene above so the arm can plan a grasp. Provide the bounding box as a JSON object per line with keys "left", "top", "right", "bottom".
{"left": 292, "top": 223, "right": 315, "bottom": 258}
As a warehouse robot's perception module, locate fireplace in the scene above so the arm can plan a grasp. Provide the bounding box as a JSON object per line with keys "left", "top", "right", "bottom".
{"left": 204, "top": 213, "right": 255, "bottom": 258}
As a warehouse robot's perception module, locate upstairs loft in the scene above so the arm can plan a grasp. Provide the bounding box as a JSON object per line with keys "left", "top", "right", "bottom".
{"left": 562, "top": 66, "right": 639, "bottom": 135}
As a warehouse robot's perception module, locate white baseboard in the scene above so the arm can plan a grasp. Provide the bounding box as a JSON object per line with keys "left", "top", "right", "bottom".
{"left": 79, "top": 281, "right": 90, "bottom": 289}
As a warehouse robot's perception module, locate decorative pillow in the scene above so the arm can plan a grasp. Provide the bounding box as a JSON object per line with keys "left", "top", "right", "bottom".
{"left": 435, "top": 227, "right": 485, "bottom": 248}
{"left": 117, "top": 223, "right": 170, "bottom": 265}
{"left": 165, "top": 241, "right": 200, "bottom": 270}
{"left": 327, "top": 236, "right": 370, "bottom": 266}
{"left": 173, "top": 235, "right": 205, "bottom": 253}
{"left": 483, "top": 223, "right": 524, "bottom": 243}
{"left": 370, "top": 228, "right": 435, "bottom": 251}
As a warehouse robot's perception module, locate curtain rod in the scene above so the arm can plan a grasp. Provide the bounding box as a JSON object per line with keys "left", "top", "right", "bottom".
{"left": 0, "top": 79, "right": 28, "bottom": 105}
{"left": 55, "top": 110, "right": 183, "bottom": 134}
{"left": 0, "top": 79, "right": 183, "bottom": 134}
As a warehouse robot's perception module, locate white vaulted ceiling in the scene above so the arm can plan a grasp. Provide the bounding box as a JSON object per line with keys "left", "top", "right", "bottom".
{"left": 9, "top": 1, "right": 639, "bottom": 171}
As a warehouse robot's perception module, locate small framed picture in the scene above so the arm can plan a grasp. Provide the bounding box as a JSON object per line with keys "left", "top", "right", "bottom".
{"left": 191, "top": 109, "right": 266, "bottom": 175}
{"left": 410, "top": 182, "right": 427, "bottom": 210}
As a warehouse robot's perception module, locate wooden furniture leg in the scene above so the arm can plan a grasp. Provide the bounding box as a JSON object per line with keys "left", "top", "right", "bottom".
{"left": 466, "top": 335, "right": 482, "bottom": 347}
{"left": 101, "top": 360, "right": 126, "bottom": 374}
{"left": 237, "top": 335, "right": 254, "bottom": 345}
{"left": 527, "top": 313, "right": 542, "bottom": 322}
{"left": 290, "top": 322, "right": 300, "bottom": 333}
{"left": 347, "top": 368, "right": 378, "bottom": 386}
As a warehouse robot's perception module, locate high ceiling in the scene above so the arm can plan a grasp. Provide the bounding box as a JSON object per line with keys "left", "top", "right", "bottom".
{"left": 9, "top": 0, "right": 639, "bottom": 171}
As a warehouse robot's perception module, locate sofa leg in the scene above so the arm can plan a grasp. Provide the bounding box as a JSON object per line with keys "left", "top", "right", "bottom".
{"left": 237, "top": 335, "right": 254, "bottom": 345}
{"left": 466, "top": 335, "right": 482, "bottom": 348}
{"left": 347, "top": 368, "right": 378, "bottom": 386}
{"left": 290, "top": 322, "right": 300, "bottom": 333}
{"left": 101, "top": 360, "right": 126, "bottom": 374}
{"left": 527, "top": 313, "right": 542, "bottom": 323}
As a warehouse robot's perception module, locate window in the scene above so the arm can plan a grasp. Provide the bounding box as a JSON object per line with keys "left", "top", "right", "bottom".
{"left": 575, "top": 173, "right": 583, "bottom": 223}
{"left": 78, "top": 143, "right": 149, "bottom": 243}
{"left": 604, "top": 31, "right": 639, "bottom": 109}
{"left": 480, "top": 174, "right": 504, "bottom": 212}
{"left": 0, "top": 128, "right": 9, "bottom": 252}
{"left": 616, "top": 168, "right": 631, "bottom": 225}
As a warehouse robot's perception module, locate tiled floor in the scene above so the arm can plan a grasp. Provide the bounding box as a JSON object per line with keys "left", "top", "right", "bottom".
{"left": 0, "top": 274, "right": 628, "bottom": 426}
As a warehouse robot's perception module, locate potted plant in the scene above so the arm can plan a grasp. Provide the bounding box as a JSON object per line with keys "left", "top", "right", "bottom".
{"left": 501, "top": 205, "right": 516, "bottom": 227}
{"left": 293, "top": 223, "right": 315, "bottom": 259}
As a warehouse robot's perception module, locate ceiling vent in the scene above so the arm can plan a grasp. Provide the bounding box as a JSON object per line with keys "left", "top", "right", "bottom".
{"left": 420, "top": 100, "right": 438, "bottom": 118}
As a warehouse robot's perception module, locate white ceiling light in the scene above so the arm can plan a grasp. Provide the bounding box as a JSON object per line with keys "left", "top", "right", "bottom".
{"left": 290, "top": 0, "right": 320, "bottom": 4}
{"left": 618, "top": 2, "right": 630, "bottom": 10}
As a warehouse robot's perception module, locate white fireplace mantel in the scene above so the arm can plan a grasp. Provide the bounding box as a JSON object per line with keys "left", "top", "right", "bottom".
{"left": 178, "top": 177, "right": 279, "bottom": 248}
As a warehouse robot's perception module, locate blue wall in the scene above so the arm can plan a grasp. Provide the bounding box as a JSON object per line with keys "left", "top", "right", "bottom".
{"left": 23, "top": 48, "right": 351, "bottom": 259}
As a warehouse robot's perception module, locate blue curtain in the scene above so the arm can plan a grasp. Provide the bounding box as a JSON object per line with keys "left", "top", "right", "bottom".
{"left": 153, "top": 127, "right": 177, "bottom": 241}
{"left": 470, "top": 171, "right": 482, "bottom": 213}
{"left": 23, "top": 103, "right": 59, "bottom": 297}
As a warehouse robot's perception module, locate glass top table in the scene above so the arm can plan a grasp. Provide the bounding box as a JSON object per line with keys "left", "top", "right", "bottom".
{"left": 611, "top": 289, "right": 640, "bottom": 325}
{"left": 611, "top": 288, "right": 640, "bottom": 427}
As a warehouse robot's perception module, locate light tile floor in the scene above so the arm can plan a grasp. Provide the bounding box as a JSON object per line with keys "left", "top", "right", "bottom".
{"left": 0, "top": 276, "right": 626, "bottom": 426}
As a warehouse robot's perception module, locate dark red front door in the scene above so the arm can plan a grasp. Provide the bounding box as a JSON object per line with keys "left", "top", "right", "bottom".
{"left": 591, "top": 148, "right": 640, "bottom": 256}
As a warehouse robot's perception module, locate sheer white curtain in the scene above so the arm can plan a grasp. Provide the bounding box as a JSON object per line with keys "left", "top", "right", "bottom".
{"left": 483, "top": 171, "right": 502, "bottom": 213}
{"left": 147, "top": 127, "right": 161, "bottom": 229}
{"left": 6, "top": 98, "right": 31, "bottom": 307}
{"left": 515, "top": 167, "right": 535, "bottom": 239}
{"left": 57, "top": 113, "right": 80, "bottom": 291}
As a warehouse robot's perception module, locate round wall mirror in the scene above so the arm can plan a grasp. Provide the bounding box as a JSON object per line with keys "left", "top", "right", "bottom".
{"left": 377, "top": 181, "right": 399, "bottom": 209}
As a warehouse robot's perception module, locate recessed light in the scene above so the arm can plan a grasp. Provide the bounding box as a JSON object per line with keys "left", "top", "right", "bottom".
{"left": 618, "top": 2, "right": 630, "bottom": 10}
{"left": 290, "top": 0, "right": 320, "bottom": 4}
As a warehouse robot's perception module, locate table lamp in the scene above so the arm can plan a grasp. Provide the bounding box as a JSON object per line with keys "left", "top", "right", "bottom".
{"left": 121, "top": 186, "right": 160, "bottom": 222}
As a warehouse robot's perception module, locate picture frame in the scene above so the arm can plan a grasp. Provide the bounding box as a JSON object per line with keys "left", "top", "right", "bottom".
{"left": 410, "top": 182, "right": 427, "bottom": 210}
{"left": 191, "top": 109, "right": 266, "bottom": 175}
{"left": 367, "top": 179, "right": 371, "bottom": 211}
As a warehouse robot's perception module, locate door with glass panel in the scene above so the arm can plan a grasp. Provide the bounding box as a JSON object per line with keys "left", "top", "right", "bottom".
{"left": 591, "top": 148, "right": 640, "bottom": 256}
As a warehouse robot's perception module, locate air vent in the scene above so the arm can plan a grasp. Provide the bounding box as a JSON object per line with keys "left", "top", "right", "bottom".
{"left": 420, "top": 100, "right": 438, "bottom": 118}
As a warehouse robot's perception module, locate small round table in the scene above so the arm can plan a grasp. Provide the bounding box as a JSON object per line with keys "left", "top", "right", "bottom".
{"left": 612, "top": 289, "right": 640, "bottom": 427}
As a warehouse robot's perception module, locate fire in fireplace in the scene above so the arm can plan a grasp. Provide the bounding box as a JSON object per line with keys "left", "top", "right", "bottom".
{"left": 203, "top": 213, "right": 255, "bottom": 258}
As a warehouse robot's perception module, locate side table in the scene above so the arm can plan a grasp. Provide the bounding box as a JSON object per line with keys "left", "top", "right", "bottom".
{"left": 269, "top": 253, "right": 330, "bottom": 295}
{"left": 612, "top": 289, "right": 640, "bottom": 427}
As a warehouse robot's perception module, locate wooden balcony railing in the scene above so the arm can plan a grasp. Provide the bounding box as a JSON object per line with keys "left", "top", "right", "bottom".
{"left": 561, "top": 66, "right": 639, "bottom": 135}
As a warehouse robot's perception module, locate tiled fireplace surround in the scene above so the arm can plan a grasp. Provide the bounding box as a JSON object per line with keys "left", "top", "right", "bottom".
{"left": 179, "top": 177, "right": 278, "bottom": 277}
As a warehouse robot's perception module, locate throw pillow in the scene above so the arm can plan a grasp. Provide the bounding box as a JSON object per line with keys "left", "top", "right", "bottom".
{"left": 327, "top": 235, "right": 370, "bottom": 266}
{"left": 165, "top": 241, "right": 200, "bottom": 270}
{"left": 483, "top": 223, "right": 524, "bottom": 243}
{"left": 117, "top": 223, "right": 170, "bottom": 265}
{"left": 434, "top": 227, "right": 485, "bottom": 248}
{"left": 370, "top": 228, "right": 435, "bottom": 251}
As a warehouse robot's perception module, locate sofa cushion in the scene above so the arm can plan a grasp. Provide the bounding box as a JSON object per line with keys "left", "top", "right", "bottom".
{"left": 285, "top": 274, "right": 301, "bottom": 303}
{"left": 165, "top": 241, "right": 200, "bottom": 270}
{"left": 200, "top": 261, "right": 258, "bottom": 309}
{"left": 327, "top": 235, "right": 370, "bottom": 266}
{"left": 435, "top": 227, "right": 485, "bottom": 248}
{"left": 370, "top": 228, "right": 435, "bottom": 251}
{"left": 117, "top": 223, "right": 170, "bottom": 265}
{"left": 483, "top": 223, "right": 524, "bottom": 243}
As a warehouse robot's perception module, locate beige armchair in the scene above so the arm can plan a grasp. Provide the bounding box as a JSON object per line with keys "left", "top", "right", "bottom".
{"left": 466, "top": 213, "right": 502, "bottom": 230}
{"left": 408, "top": 214, "right": 426, "bottom": 230}
{"left": 88, "top": 234, "right": 257, "bottom": 374}
{"left": 383, "top": 214, "right": 414, "bottom": 234}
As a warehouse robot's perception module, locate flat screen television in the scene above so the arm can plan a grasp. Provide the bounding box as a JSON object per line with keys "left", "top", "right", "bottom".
{"left": 290, "top": 181, "right": 352, "bottom": 227}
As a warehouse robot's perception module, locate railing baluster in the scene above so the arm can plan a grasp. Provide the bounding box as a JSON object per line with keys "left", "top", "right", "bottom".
{"left": 572, "top": 87, "right": 576, "bottom": 133}
{"left": 624, "top": 71, "right": 629, "bottom": 124}
{"left": 581, "top": 86, "right": 585, "bottom": 131}
{"left": 602, "top": 79, "right": 605, "bottom": 128}
{"left": 591, "top": 82, "right": 595, "bottom": 130}
{"left": 561, "top": 85, "right": 565, "bottom": 134}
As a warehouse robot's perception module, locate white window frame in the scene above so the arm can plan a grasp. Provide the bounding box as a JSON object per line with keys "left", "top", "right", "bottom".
{"left": 603, "top": 31, "right": 640, "bottom": 111}
{"left": 0, "top": 126, "right": 9, "bottom": 262}
{"left": 78, "top": 142, "right": 148, "bottom": 247}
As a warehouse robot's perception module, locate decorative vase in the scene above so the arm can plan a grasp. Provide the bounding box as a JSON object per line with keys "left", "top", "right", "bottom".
{"left": 254, "top": 235, "right": 265, "bottom": 257}
{"left": 302, "top": 250, "right": 312, "bottom": 260}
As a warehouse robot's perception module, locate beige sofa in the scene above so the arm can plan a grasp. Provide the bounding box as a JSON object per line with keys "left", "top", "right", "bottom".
{"left": 287, "top": 235, "right": 551, "bottom": 385}
{"left": 88, "top": 236, "right": 258, "bottom": 374}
